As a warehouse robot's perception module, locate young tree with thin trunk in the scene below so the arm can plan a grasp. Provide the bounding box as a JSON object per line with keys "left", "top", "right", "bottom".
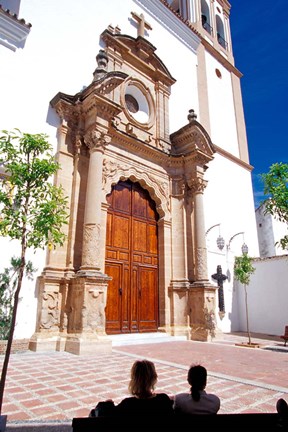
{"left": 233, "top": 253, "right": 255, "bottom": 345}
{"left": 261, "top": 162, "right": 288, "bottom": 250}
{"left": 0, "top": 129, "right": 68, "bottom": 414}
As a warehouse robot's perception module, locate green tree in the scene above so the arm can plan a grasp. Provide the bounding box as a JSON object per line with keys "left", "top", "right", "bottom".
{"left": 0, "top": 257, "right": 36, "bottom": 340}
{"left": 234, "top": 253, "right": 255, "bottom": 345}
{"left": 260, "top": 162, "right": 288, "bottom": 250}
{"left": 0, "top": 129, "right": 69, "bottom": 414}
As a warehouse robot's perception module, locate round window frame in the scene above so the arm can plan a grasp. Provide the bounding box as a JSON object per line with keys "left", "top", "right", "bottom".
{"left": 122, "top": 79, "right": 155, "bottom": 129}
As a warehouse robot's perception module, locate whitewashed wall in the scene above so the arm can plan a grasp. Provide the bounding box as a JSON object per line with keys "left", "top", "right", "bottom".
{"left": 235, "top": 255, "right": 288, "bottom": 336}
{"left": 256, "top": 203, "right": 288, "bottom": 258}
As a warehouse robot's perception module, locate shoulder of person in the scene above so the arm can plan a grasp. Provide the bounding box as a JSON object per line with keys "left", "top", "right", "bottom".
{"left": 174, "top": 392, "right": 190, "bottom": 400}
{"left": 156, "top": 393, "right": 171, "bottom": 399}
{"left": 209, "top": 393, "right": 221, "bottom": 402}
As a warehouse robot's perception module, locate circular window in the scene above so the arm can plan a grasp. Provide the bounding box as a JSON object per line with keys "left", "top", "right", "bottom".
{"left": 125, "top": 94, "right": 139, "bottom": 114}
{"left": 124, "top": 84, "right": 150, "bottom": 124}
{"left": 215, "top": 68, "right": 222, "bottom": 78}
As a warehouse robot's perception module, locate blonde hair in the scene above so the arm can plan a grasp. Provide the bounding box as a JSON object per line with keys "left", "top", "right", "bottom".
{"left": 128, "top": 360, "right": 158, "bottom": 398}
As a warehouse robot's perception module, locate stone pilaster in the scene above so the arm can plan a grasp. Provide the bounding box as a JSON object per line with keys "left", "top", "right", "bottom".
{"left": 64, "top": 273, "right": 112, "bottom": 355}
{"left": 189, "top": 176, "right": 209, "bottom": 284}
{"left": 80, "top": 129, "right": 111, "bottom": 274}
{"left": 187, "top": 173, "right": 219, "bottom": 341}
{"left": 169, "top": 176, "right": 190, "bottom": 337}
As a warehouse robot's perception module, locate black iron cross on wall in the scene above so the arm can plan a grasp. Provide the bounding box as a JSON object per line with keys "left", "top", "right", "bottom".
{"left": 212, "top": 265, "right": 228, "bottom": 314}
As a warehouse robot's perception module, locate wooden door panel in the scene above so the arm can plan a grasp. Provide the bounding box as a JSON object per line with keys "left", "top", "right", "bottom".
{"left": 106, "top": 261, "right": 130, "bottom": 334}
{"left": 133, "top": 219, "right": 147, "bottom": 252}
{"left": 138, "top": 266, "right": 158, "bottom": 331}
{"left": 112, "top": 214, "right": 130, "bottom": 249}
{"left": 132, "top": 186, "right": 147, "bottom": 218}
{"left": 147, "top": 224, "right": 157, "bottom": 253}
{"left": 131, "top": 267, "right": 138, "bottom": 332}
{"left": 105, "top": 262, "right": 122, "bottom": 333}
{"left": 105, "top": 180, "right": 159, "bottom": 334}
{"left": 113, "top": 182, "right": 131, "bottom": 213}
{"left": 121, "top": 265, "right": 130, "bottom": 332}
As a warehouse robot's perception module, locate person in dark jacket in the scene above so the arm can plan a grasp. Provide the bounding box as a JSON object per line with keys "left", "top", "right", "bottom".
{"left": 90, "top": 359, "right": 173, "bottom": 419}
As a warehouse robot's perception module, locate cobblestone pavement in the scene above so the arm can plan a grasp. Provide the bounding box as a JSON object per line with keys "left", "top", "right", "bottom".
{"left": 2, "top": 332, "right": 288, "bottom": 429}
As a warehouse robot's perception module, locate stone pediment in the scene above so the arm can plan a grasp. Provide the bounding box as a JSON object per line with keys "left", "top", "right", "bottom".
{"left": 51, "top": 71, "right": 128, "bottom": 107}
{"left": 101, "top": 28, "right": 176, "bottom": 87}
{"left": 170, "top": 118, "right": 215, "bottom": 161}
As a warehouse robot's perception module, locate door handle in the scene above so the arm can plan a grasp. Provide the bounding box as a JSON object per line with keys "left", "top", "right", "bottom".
{"left": 119, "top": 287, "right": 122, "bottom": 295}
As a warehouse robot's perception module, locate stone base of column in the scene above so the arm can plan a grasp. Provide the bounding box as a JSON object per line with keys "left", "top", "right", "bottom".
{"left": 29, "top": 333, "right": 67, "bottom": 352}
{"left": 29, "top": 332, "right": 112, "bottom": 355}
{"left": 188, "top": 282, "right": 222, "bottom": 342}
{"left": 65, "top": 334, "right": 112, "bottom": 355}
{"left": 168, "top": 280, "right": 190, "bottom": 338}
{"left": 169, "top": 325, "right": 191, "bottom": 339}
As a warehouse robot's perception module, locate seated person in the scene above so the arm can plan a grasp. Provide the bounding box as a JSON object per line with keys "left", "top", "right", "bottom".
{"left": 173, "top": 364, "right": 220, "bottom": 415}
{"left": 90, "top": 359, "right": 173, "bottom": 418}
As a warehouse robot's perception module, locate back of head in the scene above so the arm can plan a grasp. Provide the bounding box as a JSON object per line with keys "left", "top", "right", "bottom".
{"left": 187, "top": 364, "right": 207, "bottom": 401}
{"left": 129, "top": 359, "right": 158, "bottom": 398}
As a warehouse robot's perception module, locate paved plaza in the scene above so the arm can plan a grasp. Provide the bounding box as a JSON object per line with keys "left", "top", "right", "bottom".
{"left": 2, "top": 332, "right": 288, "bottom": 431}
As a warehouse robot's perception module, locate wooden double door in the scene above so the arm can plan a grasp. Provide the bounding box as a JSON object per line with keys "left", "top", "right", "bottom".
{"left": 105, "top": 180, "right": 159, "bottom": 334}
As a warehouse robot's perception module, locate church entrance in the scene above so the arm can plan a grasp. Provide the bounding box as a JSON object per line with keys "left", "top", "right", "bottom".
{"left": 105, "top": 180, "right": 159, "bottom": 334}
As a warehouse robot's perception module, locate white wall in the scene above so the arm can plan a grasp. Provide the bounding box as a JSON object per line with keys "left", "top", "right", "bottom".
{"left": 256, "top": 203, "right": 288, "bottom": 258}
{"left": 235, "top": 255, "right": 288, "bottom": 336}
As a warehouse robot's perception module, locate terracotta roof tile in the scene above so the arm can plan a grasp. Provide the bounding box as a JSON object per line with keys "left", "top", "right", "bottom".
{"left": 0, "top": 3, "right": 32, "bottom": 28}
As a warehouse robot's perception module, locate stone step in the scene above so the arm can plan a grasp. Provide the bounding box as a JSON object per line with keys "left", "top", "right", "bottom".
{"left": 109, "top": 332, "right": 187, "bottom": 346}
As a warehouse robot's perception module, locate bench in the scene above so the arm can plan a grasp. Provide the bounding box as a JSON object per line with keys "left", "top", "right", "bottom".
{"left": 72, "top": 412, "right": 286, "bottom": 432}
{"left": 280, "top": 326, "right": 288, "bottom": 346}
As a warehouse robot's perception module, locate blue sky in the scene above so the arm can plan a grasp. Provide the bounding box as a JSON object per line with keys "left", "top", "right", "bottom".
{"left": 229, "top": 0, "right": 288, "bottom": 208}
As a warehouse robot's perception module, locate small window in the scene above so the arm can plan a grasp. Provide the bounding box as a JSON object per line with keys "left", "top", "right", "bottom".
{"left": 215, "top": 69, "right": 222, "bottom": 78}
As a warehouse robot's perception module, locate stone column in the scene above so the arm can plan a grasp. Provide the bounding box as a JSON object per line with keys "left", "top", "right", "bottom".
{"left": 64, "top": 128, "right": 112, "bottom": 355}
{"left": 189, "top": 176, "right": 209, "bottom": 284}
{"left": 170, "top": 176, "right": 188, "bottom": 284}
{"left": 169, "top": 176, "right": 190, "bottom": 337}
{"left": 187, "top": 174, "right": 219, "bottom": 341}
{"left": 80, "top": 129, "right": 111, "bottom": 274}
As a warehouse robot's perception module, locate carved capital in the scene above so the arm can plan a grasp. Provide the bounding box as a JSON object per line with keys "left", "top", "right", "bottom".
{"left": 171, "top": 176, "right": 185, "bottom": 198}
{"left": 188, "top": 177, "right": 207, "bottom": 194}
{"left": 84, "top": 129, "right": 111, "bottom": 152}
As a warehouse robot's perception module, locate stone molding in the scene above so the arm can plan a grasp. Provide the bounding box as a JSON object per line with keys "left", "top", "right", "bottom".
{"left": 102, "top": 158, "right": 170, "bottom": 218}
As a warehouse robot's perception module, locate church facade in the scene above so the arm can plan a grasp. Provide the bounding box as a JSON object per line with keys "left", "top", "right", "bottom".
{"left": 0, "top": 0, "right": 259, "bottom": 353}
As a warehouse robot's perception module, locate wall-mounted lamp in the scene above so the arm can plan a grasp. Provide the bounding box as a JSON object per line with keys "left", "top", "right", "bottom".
{"left": 227, "top": 232, "right": 249, "bottom": 255}
{"left": 206, "top": 226, "right": 249, "bottom": 254}
{"left": 205, "top": 223, "right": 225, "bottom": 251}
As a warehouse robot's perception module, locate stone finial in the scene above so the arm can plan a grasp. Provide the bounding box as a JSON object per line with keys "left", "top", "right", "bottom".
{"left": 188, "top": 109, "right": 197, "bottom": 122}
{"left": 93, "top": 49, "right": 108, "bottom": 82}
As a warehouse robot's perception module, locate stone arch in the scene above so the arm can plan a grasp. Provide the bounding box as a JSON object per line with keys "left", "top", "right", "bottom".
{"left": 102, "top": 158, "right": 170, "bottom": 219}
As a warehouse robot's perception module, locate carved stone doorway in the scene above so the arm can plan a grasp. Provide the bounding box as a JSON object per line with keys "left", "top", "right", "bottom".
{"left": 105, "top": 180, "right": 159, "bottom": 334}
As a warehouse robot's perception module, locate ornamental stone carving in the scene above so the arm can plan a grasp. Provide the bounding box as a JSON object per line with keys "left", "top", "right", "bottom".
{"left": 102, "top": 158, "right": 170, "bottom": 217}
{"left": 188, "top": 177, "right": 207, "bottom": 194}
{"left": 82, "top": 223, "right": 101, "bottom": 268}
{"left": 171, "top": 176, "right": 185, "bottom": 198}
{"left": 82, "top": 287, "right": 106, "bottom": 332}
{"left": 196, "top": 247, "right": 208, "bottom": 281}
{"left": 39, "top": 291, "right": 59, "bottom": 330}
{"left": 84, "top": 129, "right": 111, "bottom": 152}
